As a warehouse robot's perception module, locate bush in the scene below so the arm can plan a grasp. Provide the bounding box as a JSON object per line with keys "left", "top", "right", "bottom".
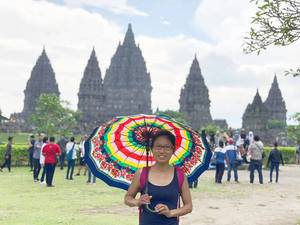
{"left": 263, "top": 146, "right": 297, "bottom": 165}
{"left": 0, "top": 144, "right": 28, "bottom": 166}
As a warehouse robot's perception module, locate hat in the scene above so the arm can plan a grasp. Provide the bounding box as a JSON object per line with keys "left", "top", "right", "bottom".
{"left": 227, "top": 138, "right": 234, "bottom": 145}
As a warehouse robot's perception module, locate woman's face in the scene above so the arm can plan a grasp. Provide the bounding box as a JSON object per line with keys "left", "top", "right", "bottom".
{"left": 152, "top": 136, "right": 175, "bottom": 164}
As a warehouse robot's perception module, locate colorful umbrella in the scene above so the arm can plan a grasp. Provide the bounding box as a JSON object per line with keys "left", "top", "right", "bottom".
{"left": 85, "top": 114, "right": 212, "bottom": 190}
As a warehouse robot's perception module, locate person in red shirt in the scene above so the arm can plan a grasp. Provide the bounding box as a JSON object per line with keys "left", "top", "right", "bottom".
{"left": 42, "top": 136, "right": 61, "bottom": 187}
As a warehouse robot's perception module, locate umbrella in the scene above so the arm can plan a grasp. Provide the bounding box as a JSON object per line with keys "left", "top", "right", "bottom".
{"left": 85, "top": 114, "right": 212, "bottom": 190}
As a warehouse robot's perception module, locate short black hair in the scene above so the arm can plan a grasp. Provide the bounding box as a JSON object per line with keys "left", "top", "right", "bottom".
{"left": 30, "top": 135, "right": 35, "bottom": 138}
{"left": 254, "top": 135, "right": 260, "bottom": 141}
{"left": 219, "top": 140, "right": 224, "bottom": 148}
{"left": 274, "top": 142, "right": 278, "bottom": 147}
{"left": 49, "top": 136, "right": 55, "bottom": 142}
{"left": 150, "top": 130, "right": 176, "bottom": 149}
{"left": 43, "top": 136, "right": 48, "bottom": 143}
{"left": 8, "top": 136, "right": 13, "bottom": 141}
{"left": 70, "top": 137, "right": 75, "bottom": 142}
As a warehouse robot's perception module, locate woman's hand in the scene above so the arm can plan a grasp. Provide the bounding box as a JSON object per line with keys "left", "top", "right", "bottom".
{"left": 137, "top": 194, "right": 152, "bottom": 207}
{"left": 155, "top": 204, "right": 172, "bottom": 218}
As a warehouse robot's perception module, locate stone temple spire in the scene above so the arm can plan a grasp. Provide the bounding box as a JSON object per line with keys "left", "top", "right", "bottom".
{"left": 78, "top": 48, "right": 104, "bottom": 128}
{"left": 103, "top": 24, "right": 152, "bottom": 119}
{"left": 179, "top": 55, "right": 212, "bottom": 129}
{"left": 264, "top": 75, "right": 287, "bottom": 123}
{"left": 22, "top": 48, "right": 60, "bottom": 120}
{"left": 123, "top": 23, "right": 135, "bottom": 47}
{"left": 242, "top": 89, "right": 269, "bottom": 141}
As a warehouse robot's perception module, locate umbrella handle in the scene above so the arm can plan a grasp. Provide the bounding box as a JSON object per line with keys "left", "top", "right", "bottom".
{"left": 144, "top": 143, "right": 157, "bottom": 213}
{"left": 145, "top": 203, "right": 157, "bottom": 213}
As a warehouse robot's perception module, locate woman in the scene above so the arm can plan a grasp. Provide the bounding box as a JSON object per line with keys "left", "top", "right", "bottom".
{"left": 124, "top": 130, "right": 192, "bottom": 225}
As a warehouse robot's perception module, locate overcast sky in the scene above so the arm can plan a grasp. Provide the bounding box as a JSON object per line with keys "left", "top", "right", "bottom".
{"left": 0, "top": 0, "right": 299, "bottom": 127}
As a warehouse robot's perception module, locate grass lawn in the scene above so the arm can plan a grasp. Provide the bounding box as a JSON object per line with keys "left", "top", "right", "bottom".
{"left": 1, "top": 166, "right": 300, "bottom": 225}
{"left": 0, "top": 167, "right": 136, "bottom": 225}
{"left": 0, "top": 133, "right": 29, "bottom": 145}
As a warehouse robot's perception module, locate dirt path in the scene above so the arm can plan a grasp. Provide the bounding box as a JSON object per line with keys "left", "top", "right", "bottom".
{"left": 181, "top": 165, "right": 300, "bottom": 225}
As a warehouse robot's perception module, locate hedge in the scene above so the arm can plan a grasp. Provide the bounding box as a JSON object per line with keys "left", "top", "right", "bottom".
{"left": 0, "top": 144, "right": 28, "bottom": 166}
{"left": 263, "top": 146, "right": 297, "bottom": 165}
{"left": 0, "top": 144, "right": 298, "bottom": 167}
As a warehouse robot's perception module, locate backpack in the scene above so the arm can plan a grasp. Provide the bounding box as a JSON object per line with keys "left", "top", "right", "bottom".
{"left": 66, "top": 143, "right": 75, "bottom": 161}
{"left": 139, "top": 166, "right": 185, "bottom": 222}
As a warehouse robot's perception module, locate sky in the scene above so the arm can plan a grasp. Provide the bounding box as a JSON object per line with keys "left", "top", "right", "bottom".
{"left": 0, "top": 0, "right": 299, "bottom": 128}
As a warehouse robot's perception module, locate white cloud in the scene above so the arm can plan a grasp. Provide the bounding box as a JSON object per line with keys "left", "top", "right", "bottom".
{"left": 192, "top": 0, "right": 300, "bottom": 126}
{"left": 62, "top": 0, "right": 148, "bottom": 16}
{"left": 0, "top": 0, "right": 122, "bottom": 116}
{"left": 0, "top": 0, "right": 299, "bottom": 129}
{"left": 159, "top": 16, "right": 171, "bottom": 26}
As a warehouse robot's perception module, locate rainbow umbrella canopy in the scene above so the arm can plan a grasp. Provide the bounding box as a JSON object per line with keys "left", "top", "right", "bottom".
{"left": 85, "top": 114, "right": 212, "bottom": 190}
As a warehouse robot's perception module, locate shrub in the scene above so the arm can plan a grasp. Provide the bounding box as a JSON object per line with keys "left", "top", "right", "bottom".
{"left": 263, "top": 146, "right": 297, "bottom": 165}
{"left": 0, "top": 144, "right": 28, "bottom": 166}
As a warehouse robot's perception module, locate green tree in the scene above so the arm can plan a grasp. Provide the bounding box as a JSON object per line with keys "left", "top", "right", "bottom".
{"left": 287, "top": 113, "right": 300, "bottom": 141}
{"left": 31, "top": 94, "right": 80, "bottom": 136}
{"left": 267, "top": 119, "right": 287, "bottom": 129}
{"left": 244, "top": 0, "right": 300, "bottom": 76}
{"left": 202, "top": 123, "right": 219, "bottom": 135}
{"left": 155, "top": 110, "right": 188, "bottom": 125}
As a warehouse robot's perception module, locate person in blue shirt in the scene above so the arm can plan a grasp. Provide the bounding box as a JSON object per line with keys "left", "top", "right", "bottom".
{"left": 225, "top": 138, "right": 239, "bottom": 182}
{"left": 214, "top": 140, "right": 226, "bottom": 184}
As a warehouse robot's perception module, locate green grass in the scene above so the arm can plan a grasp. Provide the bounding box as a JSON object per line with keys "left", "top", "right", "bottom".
{"left": 0, "top": 168, "right": 136, "bottom": 225}
{"left": 0, "top": 133, "right": 30, "bottom": 145}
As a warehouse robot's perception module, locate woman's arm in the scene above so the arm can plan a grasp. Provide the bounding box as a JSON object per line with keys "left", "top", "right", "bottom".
{"left": 125, "top": 169, "right": 142, "bottom": 207}
{"left": 171, "top": 175, "right": 193, "bottom": 217}
{"left": 124, "top": 169, "right": 152, "bottom": 207}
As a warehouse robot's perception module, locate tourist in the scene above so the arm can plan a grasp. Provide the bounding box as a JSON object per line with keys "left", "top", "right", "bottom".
{"left": 27, "top": 135, "right": 35, "bottom": 171}
{"left": 42, "top": 137, "right": 61, "bottom": 187}
{"left": 0, "top": 136, "right": 13, "bottom": 172}
{"left": 57, "top": 134, "right": 68, "bottom": 170}
{"left": 76, "top": 135, "right": 87, "bottom": 176}
{"left": 87, "top": 168, "right": 96, "bottom": 184}
{"left": 267, "top": 142, "right": 284, "bottom": 183}
{"left": 40, "top": 136, "right": 48, "bottom": 184}
{"left": 188, "top": 179, "right": 198, "bottom": 189}
{"left": 214, "top": 140, "right": 226, "bottom": 184}
{"left": 66, "top": 137, "right": 78, "bottom": 180}
{"left": 124, "top": 130, "right": 192, "bottom": 225}
{"left": 225, "top": 138, "right": 239, "bottom": 183}
{"left": 296, "top": 140, "right": 300, "bottom": 165}
{"left": 33, "top": 134, "right": 43, "bottom": 182}
{"left": 248, "top": 135, "right": 264, "bottom": 184}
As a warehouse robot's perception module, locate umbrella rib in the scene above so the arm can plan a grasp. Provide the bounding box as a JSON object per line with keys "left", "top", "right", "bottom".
{"left": 127, "top": 116, "right": 142, "bottom": 127}
{"left": 148, "top": 115, "right": 160, "bottom": 134}
{"left": 123, "top": 144, "right": 146, "bottom": 166}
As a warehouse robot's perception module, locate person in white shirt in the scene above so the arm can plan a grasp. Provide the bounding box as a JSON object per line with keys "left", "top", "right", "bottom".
{"left": 76, "top": 135, "right": 88, "bottom": 176}
{"left": 40, "top": 136, "right": 48, "bottom": 184}
{"left": 214, "top": 141, "right": 226, "bottom": 183}
{"left": 66, "top": 137, "right": 78, "bottom": 180}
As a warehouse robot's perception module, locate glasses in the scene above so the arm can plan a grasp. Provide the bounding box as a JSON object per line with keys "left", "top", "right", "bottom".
{"left": 153, "top": 145, "right": 173, "bottom": 151}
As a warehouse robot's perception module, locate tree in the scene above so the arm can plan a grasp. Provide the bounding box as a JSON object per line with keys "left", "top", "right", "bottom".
{"left": 31, "top": 94, "right": 80, "bottom": 136}
{"left": 267, "top": 119, "right": 287, "bottom": 129}
{"left": 202, "top": 123, "right": 219, "bottom": 135}
{"left": 244, "top": 0, "right": 300, "bottom": 76}
{"left": 287, "top": 113, "right": 300, "bottom": 142}
{"left": 155, "top": 110, "right": 188, "bottom": 125}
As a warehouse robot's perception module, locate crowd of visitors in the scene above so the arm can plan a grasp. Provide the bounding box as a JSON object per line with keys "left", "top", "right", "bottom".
{"left": 209, "top": 129, "right": 291, "bottom": 184}
{"left": 0, "top": 129, "right": 299, "bottom": 187}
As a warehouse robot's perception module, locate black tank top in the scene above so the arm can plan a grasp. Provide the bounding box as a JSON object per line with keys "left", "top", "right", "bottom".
{"left": 140, "top": 168, "right": 179, "bottom": 225}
